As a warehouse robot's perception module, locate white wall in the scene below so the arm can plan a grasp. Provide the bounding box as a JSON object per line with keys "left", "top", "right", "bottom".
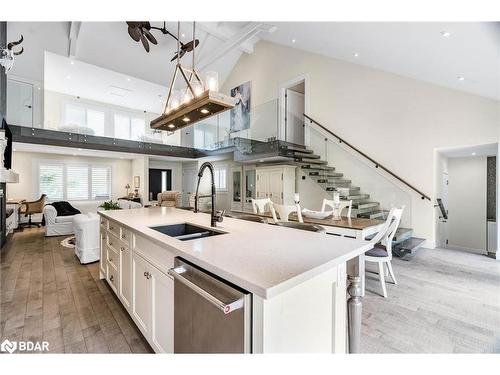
{"left": 148, "top": 159, "right": 183, "bottom": 199}
{"left": 131, "top": 155, "right": 149, "bottom": 202}
{"left": 7, "top": 151, "right": 133, "bottom": 201}
{"left": 222, "top": 41, "right": 499, "bottom": 246}
{"left": 447, "top": 157, "right": 487, "bottom": 253}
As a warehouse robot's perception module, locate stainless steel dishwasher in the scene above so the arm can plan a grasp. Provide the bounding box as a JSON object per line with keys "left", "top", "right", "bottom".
{"left": 168, "top": 258, "right": 252, "bottom": 353}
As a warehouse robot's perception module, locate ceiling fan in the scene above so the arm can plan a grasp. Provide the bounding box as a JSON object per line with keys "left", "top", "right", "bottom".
{"left": 126, "top": 21, "right": 199, "bottom": 60}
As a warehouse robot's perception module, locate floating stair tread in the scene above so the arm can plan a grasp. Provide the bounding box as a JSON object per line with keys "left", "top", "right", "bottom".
{"left": 393, "top": 228, "right": 414, "bottom": 243}
{"left": 393, "top": 237, "right": 426, "bottom": 259}
{"left": 294, "top": 152, "right": 321, "bottom": 159}
{"left": 352, "top": 201, "right": 379, "bottom": 209}
{"left": 357, "top": 210, "right": 388, "bottom": 219}
{"left": 296, "top": 158, "right": 328, "bottom": 165}
{"left": 285, "top": 146, "right": 314, "bottom": 153}
{"left": 311, "top": 173, "right": 344, "bottom": 178}
{"left": 301, "top": 165, "right": 335, "bottom": 171}
{"left": 346, "top": 194, "right": 370, "bottom": 200}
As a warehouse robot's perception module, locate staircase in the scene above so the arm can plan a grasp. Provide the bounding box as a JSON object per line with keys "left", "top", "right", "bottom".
{"left": 280, "top": 143, "right": 424, "bottom": 258}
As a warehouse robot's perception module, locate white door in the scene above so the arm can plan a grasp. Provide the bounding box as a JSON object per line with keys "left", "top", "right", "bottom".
{"left": 285, "top": 90, "right": 305, "bottom": 145}
{"left": 132, "top": 253, "right": 152, "bottom": 337}
{"left": 119, "top": 245, "right": 132, "bottom": 311}
{"left": 256, "top": 170, "right": 269, "bottom": 199}
{"left": 437, "top": 172, "right": 449, "bottom": 248}
{"left": 150, "top": 268, "right": 174, "bottom": 353}
{"left": 269, "top": 169, "right": 283, "bottom": 204}
{"left": 182, "top": 168, "right": 197, "bottom": 207}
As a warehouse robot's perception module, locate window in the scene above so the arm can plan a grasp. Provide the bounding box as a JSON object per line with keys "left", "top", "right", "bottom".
{"left": 114, "top": 112, "right": 145, "bottom": 141}
{"left": 38, "top": 161, "right": 111, "bottom": 201}
{"left": 63, "top": 103, "right": 105, "bottom": 136}
{"left": 39, "top": 164, "right": 64, "bottom": 201}
{"left": 214, "top": 167, "right": 227, "bottom": 191}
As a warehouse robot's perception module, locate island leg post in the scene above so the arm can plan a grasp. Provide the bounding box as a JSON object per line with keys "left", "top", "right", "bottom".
{"left": 347, "top": 255, "right": 364, "bottom": 353}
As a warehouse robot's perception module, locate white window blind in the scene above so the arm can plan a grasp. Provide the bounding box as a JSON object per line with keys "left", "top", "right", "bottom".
{"left": 114, "top": 112, "right": 146, "bottom": 141}
{"left": 38, "top": 162, "right": 111, "bottom": 201}
{"left": 64, "top": 103, "right": 105, "bottom": 136}
{"left": 214, "top": 167, "right": 227, "bottom": 191}
{"left": 91, "top": 166, "right": 111, "bottom": 200}
{"left": 39, "top": 164, "right": 64, "bottom": 201}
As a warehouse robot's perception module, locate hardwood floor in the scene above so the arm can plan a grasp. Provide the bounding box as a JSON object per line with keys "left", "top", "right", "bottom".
{"left": 0, "top": 228, "right": 153, "bottom": 353}
{"left": 361, "top": 247, "right": 500, "bottom": 353}
{"left": 2, "top": 228, "right": 499, "bottom": 353}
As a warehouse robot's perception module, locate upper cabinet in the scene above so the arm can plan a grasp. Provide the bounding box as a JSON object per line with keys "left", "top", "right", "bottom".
{"left": 256, "top": 165, "right": 296, "bottom": 205}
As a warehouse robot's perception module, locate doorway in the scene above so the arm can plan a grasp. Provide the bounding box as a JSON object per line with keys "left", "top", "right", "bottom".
{"left": 149, "top": 168, "right": 172, "bottom": 201}
{"left": 279, "top": 75, "right": 310, "bottom": 146}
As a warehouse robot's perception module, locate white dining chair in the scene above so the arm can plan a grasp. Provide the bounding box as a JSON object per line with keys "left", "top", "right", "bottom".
{"left": 321, "top": 198, "right": 353, "bottom": 218}
{"left": 251, "top": 198, "right": 277, "bottom": 222}
{"left": 271, "top": 203, "right": 303, "bottom": 223}
{"left": 365, "top": 206, "right": 405, "bottom": 298}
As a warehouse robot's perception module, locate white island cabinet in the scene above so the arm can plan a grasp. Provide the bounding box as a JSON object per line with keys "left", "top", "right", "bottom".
{"left": 98, "top": 207, "right": 372, "bottom": 353}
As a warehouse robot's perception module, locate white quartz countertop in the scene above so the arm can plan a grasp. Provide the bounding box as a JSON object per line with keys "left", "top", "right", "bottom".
{"left": 99, "top": 207, "right": 373, "bottom": 299}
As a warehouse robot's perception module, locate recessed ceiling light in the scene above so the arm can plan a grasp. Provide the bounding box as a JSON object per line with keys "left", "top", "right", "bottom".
{"left": 457, "top": 76, "right": 465, "bottom": 81}
{"left": 182, "top": 117, "right": 190, "bottom": 122}
{"left": 472, "top": 152, "right": 476, "bottom": 156}
{"left": 70, "top": 60, "right": 75, "bottom": 65}
{"left": 126, "top": 77, "right": 131, "bottom": 82}
{"left": 291, "top": 39, "right": 296, "bottom": 43}
{"left": 353, "top": 52, "right": 359, "bottom": 58}
{"left": 77, "top": 148, "right": 82, "bottom": 151}
{"left": 66, "top": 75, "right": 71, "bottom": 79}
{"left": 167, "top": 124, "right": 176, "bottom": 129}
{"left": 181, "top": 33, "right": 185, "bottom": 38}
{"left": 200, "top": 108, "right": 209, "bottom": 114}
{"left": 440, "top": 31, "right": 451, "bottom": 38}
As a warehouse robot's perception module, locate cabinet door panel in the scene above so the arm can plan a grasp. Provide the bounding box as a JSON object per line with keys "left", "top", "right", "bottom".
{"left": 119, "top": 245, "right": 132, "bottom": 311}
{"left": 256, "top": 171, "right": 269, "bottom": 199}
{"left": 99, "top": 231, "right": 106, "bottom": 278}
{"left": 132, "top": 253, "right": 151, "bottom": 338}
{"left": 150, "top": 269, "right": 174, "bottom": 353}
{"left": 269, "top": 169, "right": 283, "bottom": 204}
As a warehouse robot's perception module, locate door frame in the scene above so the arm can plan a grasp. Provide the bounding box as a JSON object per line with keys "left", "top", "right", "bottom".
{"left": 278, "top": 73, "right": 310, "bottom": 146}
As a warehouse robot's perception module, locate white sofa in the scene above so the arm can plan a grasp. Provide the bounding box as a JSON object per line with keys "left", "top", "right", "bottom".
{"left": 43, "top": 199, "right": 142, "bottom": 237}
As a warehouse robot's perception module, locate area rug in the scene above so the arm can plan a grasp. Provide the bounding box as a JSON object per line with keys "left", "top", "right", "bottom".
{"left": 61, "top": 236, "right": 76, "bottom": 248}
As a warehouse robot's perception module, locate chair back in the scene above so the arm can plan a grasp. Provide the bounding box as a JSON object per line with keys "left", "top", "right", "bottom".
{"left": 158, "top": 191, "right": 181, "bottom": 207}
{"left": 368, "top": 206, "right": 405, "bottom": 259}
{"left": 321, "top": 198, "right": 352, "bottom": 217}
{"left": 271, "top": 203, "right": 303, "bottom": 223}
{"left": 25, "top": 194, "right": 47, "bottom": 214}
{"left": 251, "top": 198, "right": 273, "bottom": 214}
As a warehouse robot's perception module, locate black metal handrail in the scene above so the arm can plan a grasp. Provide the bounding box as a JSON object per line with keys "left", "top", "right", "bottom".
{"left": 304, "top": 114, "right": 431, "bottom": 201}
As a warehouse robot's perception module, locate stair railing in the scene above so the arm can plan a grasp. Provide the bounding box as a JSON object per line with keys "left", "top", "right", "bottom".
{"left": 304, "top": 114, "right": 431, "bottom": 201}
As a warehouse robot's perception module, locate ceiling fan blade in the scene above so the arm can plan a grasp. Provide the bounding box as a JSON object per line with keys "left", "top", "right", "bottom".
{"left": 142, "top": 21, "right": 152, "bottom": 30}
{"left": 143, "top": 28, "right": 158, "bottom": 45}
{"left": 126, "top": 21, "right": 143, "bottom": 28}
{"left": 141, "top": 34, "right": 150, "bottom": 52}
{"left": 181, "top": 39, "right": 200, "bottom": 53}
{"left": 128, "top": 26, "right": 142, "bottom": 42}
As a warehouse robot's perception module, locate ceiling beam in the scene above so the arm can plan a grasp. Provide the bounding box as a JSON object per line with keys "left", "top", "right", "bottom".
{"left": 197, "top": 22, "right": 276, "bottom": 72}
{"left": 197, "top": 23, "right": 256, "bottom": 54}
{"left": 68, "top": 21, "right": 82, "bottom": 58}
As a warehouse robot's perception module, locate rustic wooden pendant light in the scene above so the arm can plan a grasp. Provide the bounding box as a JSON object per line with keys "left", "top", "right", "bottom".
{"left": 150, "top": 22, "right": 235, "bottom": 132}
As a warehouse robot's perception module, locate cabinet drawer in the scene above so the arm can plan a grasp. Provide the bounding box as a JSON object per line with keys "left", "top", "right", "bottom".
{"left": 120, "top": 228, "right": 131, "bottom": 246}
{"left": 100, "top": 216, "right": 108, "bottom": 228}
{"left": 106, "top": 231, "right": 120, "bottom": 251}
{"left": 107, "top": 220, "right": 120, "bottom": 238}
{"left": 107, "top": 245, "right": 119, "bottom": 270}
{"left": 106, "top": 263, "right": 118, "bottom": 294}
{"left": 134, "top": 234, "right": 175, "bottom": 273}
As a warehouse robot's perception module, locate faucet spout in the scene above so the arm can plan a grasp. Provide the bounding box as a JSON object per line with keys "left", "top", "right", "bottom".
{"left": 194, "top": 162, "right": 223, "bottom": 227}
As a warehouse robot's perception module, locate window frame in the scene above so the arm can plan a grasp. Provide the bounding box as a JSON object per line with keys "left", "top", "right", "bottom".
{"left": 62, "top": 100, "right": 108, "bottom": 136}
{"left": 36, "top": 159, "right": 112, "bottom": 202}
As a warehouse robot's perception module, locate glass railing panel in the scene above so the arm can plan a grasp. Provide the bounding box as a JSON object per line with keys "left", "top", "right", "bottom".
{"left": 306, "top": 118, "right": 412, "bottom": 227}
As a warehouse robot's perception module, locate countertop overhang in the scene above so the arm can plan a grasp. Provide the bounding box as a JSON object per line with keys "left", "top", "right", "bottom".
{"left": 99, "top": 207, "right": 373, "bottom": 299}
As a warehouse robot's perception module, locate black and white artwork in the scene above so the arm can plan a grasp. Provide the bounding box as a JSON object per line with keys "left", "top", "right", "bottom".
{"left": 230, "top": 81, "right": 251, "bottom": 133}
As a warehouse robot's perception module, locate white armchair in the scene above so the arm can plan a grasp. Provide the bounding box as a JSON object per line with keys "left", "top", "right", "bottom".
{"left": 73, "top": 213, "right": 100, "bottom": 264}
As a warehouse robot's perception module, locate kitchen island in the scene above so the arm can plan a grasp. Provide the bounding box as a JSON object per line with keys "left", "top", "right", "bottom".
{"left": 98, "top": 207, "right": 373, "bottom": 353}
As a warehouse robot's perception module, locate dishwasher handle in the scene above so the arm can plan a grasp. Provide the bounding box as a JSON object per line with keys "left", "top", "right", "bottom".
{"left": 168, "top": 266, "right": 244, "bottom": 315}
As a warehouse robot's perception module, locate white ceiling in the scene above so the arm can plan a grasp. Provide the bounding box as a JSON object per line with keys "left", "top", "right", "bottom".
{"left": 45, "top": 52, "right": 169, "bottom": 114}
{"left": 7, "top": 21, "right": 500, "bottom": 101}
{"left": 438, "top": 142, "right": 498, "bottom": 158}
{"left": 262, "top": 22, "right": 500, "bottom": 100}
